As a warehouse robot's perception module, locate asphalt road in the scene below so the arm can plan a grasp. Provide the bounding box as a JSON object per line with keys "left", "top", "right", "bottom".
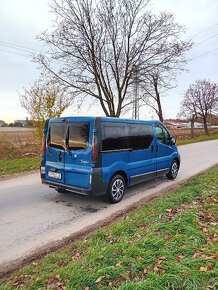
{"left": 0, "top": 140, "right": 218, "bottom": 273}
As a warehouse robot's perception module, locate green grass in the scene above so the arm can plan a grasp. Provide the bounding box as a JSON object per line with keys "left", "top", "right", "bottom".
{"left": 0, "top": 157, "right": 40, "bottom": 176}
{"left": 1, "top": 166, "right": 218, "bottom": 290}
{"left": 176, "top": 132, "right": 218, "bottom": 146}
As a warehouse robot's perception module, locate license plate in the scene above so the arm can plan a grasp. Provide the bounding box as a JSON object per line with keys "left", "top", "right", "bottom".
{"left": 48, "top": 171, "right": 61, "bottom": 180}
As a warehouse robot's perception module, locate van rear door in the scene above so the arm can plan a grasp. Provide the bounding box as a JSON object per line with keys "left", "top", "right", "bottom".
{"left": 45, "top": 119, "right": 66, "bottom": 184}
{"left": 64, "top": 118, "right": 92, "bottom": 191}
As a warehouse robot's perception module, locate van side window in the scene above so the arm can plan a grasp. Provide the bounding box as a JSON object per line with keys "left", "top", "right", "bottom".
{"left": 68, "top": 123, "right": 90, "bottom": 150}
{"left": 102, "top": 123, "right": 128, "bottom": 151}
{"left": 129, "top": 124, "right": 153, "bottom": 150}
{"left": 155, "top": 124, "right": 171, "bottom": 145}
{"left": 49, "top": 123, "right": 66, "bottom": 150}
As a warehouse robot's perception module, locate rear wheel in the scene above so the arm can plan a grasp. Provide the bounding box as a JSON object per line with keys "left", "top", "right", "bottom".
{"left": 166, "top": 159, "right": 179, "bottom": 180}
{"left": 107, "top": 175, "right": 126, "bottom": 204}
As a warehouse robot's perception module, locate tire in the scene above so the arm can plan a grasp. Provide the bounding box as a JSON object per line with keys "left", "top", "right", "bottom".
{"left": 166, "top": 159, "right": 179, "bottom": 180}
{"left": 107, "top": 175, "right": 126, "bottom": 204}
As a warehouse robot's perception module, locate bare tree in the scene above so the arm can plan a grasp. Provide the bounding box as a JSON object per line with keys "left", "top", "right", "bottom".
{"left": 36, "top": 0, "right": 192, "bottom": 117}
{"left": 139, "top": 69, "right": 178, "bottom": 122}
{"left": 179, "top": 79, "right": 218, "bottom": 135}
{"left": 20, "top": 80, "right": 72, "bottom": 140}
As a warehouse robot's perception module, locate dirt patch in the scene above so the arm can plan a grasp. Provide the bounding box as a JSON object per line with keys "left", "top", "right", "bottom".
{"left": 0, "top": 129, "right": 40, "bottom": 160}
{"left": 170, "top": 128, "right": 218, "bottom": 139}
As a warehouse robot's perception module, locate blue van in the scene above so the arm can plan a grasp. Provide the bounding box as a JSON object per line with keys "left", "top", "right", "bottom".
{"left": 41, "top": 117, "right": 180, "bottom": 203}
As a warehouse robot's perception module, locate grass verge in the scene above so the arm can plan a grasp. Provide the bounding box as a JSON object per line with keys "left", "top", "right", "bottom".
{"left": 176, "top": 132, "right": 218, "bottom": 146}
{"left": 1, "top": 166, "right": 218, "bottom": 289}
{"left": 0, "top": 157, "right": 40, "bottom": 176}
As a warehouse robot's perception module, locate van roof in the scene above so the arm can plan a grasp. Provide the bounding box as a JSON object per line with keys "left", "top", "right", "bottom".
{"left": 49, "top": 116, "right": 160, "bottom": 125}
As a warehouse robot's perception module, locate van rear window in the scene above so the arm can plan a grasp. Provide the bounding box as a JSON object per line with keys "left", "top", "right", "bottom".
{"left": 68, "top": 123, "right": 90, "bottom": 150}
{"left": 49, "top": 123, "right": 65, "bottom": 150}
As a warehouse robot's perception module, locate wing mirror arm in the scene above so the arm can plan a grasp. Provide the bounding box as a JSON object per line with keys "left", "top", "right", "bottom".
{"left": 171, "top": 136, "right": 176, "bottom": 145}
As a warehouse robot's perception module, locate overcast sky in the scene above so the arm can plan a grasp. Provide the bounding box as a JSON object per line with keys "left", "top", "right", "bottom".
{"left": 0, "top": 0, "right": 217, "bottom": 123}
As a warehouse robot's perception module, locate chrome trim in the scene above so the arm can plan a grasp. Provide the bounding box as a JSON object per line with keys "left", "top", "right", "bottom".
{"left": 157, "top": 168, "right": 169, "bottom": 173}
{"left": 131, "top": 168, "right": 169, "bottom": 178}
{"left": 131, "top": 171, "right": 156, "bottom": 178}
{"left": 101, "top": 148, "right": 132, "bottom": 153}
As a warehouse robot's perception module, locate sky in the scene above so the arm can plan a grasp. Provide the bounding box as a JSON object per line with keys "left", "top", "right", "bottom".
{"left": 0, "top": 0, "right": 218, "bottom": 123}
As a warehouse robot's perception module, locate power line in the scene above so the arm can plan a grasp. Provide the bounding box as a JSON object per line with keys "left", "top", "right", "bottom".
{"left": 0, "top": 41, "right": 41, "bottom": 53}
{"left": 0, "top": 48, "right": 30, "bottom": 58}
{"left": 191, "top": 23, "right": 218, "bottom": 38}
{"left": 0, "top": 43, "right": 35, "bottom": 54}
{"left": 192, "top": 47, "right": 218, "bottom": 60}
{"left": 194, "top": 33, "right": 218, "bottom": 46}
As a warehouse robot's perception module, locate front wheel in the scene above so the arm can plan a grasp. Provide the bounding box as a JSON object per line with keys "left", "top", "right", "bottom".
{"left": 107, "top": 175, "right": 126, "bottom": 204}
{"left": 166, "top": 159, "right": 179, "bottom": 180}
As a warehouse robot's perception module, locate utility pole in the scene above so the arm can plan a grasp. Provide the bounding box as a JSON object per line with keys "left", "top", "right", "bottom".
{"left": 132, "top": 65, "right": 139, "bottom": 119}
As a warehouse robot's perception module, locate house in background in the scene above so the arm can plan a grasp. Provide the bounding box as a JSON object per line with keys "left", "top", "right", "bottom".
{"left": 163, "top": 119, "right": 187, "bottom": 129}
{"left": 0, "top": 120, "right": 6, "bottom": 127}
{"left": 14, "top": 120, "right": 28, "bottom": 127}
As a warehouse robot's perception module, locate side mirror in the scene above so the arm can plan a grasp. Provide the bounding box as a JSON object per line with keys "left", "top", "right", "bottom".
{"left": 170, "top": 137, "right": 176, "bottom": 145}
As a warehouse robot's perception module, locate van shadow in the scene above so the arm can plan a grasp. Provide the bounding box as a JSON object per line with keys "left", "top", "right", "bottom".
{"left": 45, "top": 176, "right": 169, "bottom": 212}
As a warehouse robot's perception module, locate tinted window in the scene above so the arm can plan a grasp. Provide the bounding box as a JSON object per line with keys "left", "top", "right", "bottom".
{"left": 49, "top": 123, "right": 65, "bottom": 150}
{"left": 68, "top": 122, "right": 90, "bottom": 150}
{"left": 129, "top": 124, "right": 153, "bottom": 150}
{"left": 102, "top": 123, "right": 128, "bottom": 151}
{"left": 155, "top": 124, "right": 171, "bottom": 145}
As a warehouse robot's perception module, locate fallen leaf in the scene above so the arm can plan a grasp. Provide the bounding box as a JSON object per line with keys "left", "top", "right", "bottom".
{"left": 214, "top": 252, "right": 218, "bottom": 260}
{"left": 157, "top": 256, "right": 166, "bottom": 265}
{"left": 12, "top": 275, "right": 32, "bottom": 287}
{"left": 46, "top": 275, "right": 65, "bottom": 290}
{"left": 108, "top": 281, "right": 113, "bottom": 286}
{"left": 177, "top": 255, "right": 185, "bottom": 262}
{"left": 116, "top": 262, "right": 121, "bottom": 267}
{"left": 202, "top": 227, "right": 208, "bottom": 233}
{"left": 58, "top": 259, "right": 69, "bottom": 266}
{"left": 143, "top": 267, "right": 148, "bottom": 274}
{"left": 153, "top": 265, "right": 161, "bottom": 272}
{"left": 207, "top": 263, "right": 213, "bottom": 270}
{"left": 136, "top": 257, "right": 144, "bottom": 262}
{"left": 95, "top": 276, "right": 105, "bottom": 283}
{"left": 71, "top": 251, "right": 81, "bottom": 260}
{"left": 199, "top": 266, "right": 207, "bottom": 272}
{"left": 166, "top": 208, "right": 179, "bottom": 220}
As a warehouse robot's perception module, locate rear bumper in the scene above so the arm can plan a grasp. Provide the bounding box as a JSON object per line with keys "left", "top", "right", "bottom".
{"left": 41, "top": 167, "right": 108, "bottom": 196}
{"left": 41, "top": 179, "right": 91, "bottom": 195}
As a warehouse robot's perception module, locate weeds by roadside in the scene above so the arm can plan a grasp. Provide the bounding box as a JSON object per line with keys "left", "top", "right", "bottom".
{"left": 1, "top": 166, "right": 217, "bottom": 290}
{"left": 0, "top": 157, "right": 40, "bottom": 176}
{"left": 176, "top": 132, "right": 218, "bottom": 146}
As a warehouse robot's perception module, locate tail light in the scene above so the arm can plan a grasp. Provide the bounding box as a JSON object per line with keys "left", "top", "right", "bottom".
{"left": 92, "top": 134, "right": 99, "bottom": 164}
{"left": 41, "top": 134, "right": 46, "bottom": 156}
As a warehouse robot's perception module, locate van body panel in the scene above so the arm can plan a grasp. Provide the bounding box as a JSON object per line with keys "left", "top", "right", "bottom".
{"left": 155, "top": 142, "right": 176, "bottom": 174}
{"left": 102, "top": 153, "right": 129, "bottom": 183}
{"left": 128, "top": 146, "right": 156, "bottom": 180}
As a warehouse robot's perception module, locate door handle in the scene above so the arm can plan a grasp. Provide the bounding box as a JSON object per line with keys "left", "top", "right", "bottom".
{"left": 151, "top": 145, "right": 154, "bottom": 153}
{"left": 156, "top": 145, "right": 158, "bottom": 152}
{"left": 58, "top": 151, "right": 62, "bottom": 161}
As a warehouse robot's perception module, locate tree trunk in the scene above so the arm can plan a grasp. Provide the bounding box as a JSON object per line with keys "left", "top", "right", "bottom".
{"left": 203, "top": 116, "right": 209, "bottom": 135}
{"left": 154, "top": 79, "right": 163, "bottom": 122}
{"left": 190, "top": 115, "right": 195, "bottom": 138}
